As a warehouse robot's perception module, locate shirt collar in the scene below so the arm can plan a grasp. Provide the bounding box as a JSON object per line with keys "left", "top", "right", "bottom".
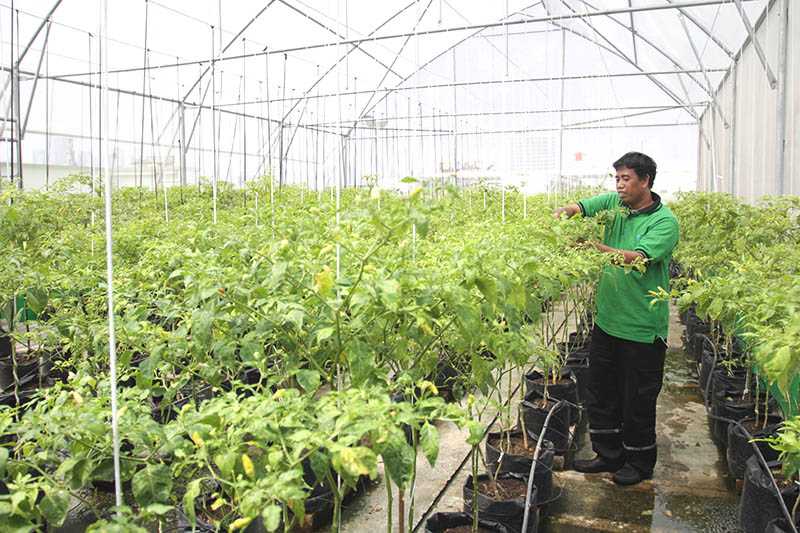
{"left": 625, "top": 192, "right": 662, "bottom": 216}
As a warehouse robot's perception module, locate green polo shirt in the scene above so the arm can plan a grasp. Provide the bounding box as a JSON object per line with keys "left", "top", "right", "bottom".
{"left": 578, "top": 191, "right": 679, "bottom": 344}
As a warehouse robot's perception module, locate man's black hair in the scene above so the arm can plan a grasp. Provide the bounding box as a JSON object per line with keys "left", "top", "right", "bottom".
{"left": 613, "top": 152, "right": 657, "bottom": 188}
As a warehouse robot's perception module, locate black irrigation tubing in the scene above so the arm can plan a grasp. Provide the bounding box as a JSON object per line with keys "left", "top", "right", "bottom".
{"left": 523, "top": 400, "right": 565, "bottom": 533}
{"left": 697, "top": 332, "right": 799, "bottom": 533}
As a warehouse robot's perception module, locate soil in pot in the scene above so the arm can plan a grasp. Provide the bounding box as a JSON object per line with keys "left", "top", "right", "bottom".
{"left": 519, "top": 395, "right": 570, "bottom": 453}
{"left": 463, "top": 473, "right": 538, "bottom": 533}
{"left": 484, "top": 430, "right": 553, "bottom": 503}
{"left": 524, "top": 369, "right": 578, "bottom": 425}
{"left": 424, "top": 512, "right": 510, "bottom": 533}
{"left": 726, "top": 416, "right": 783, "bottom": 479}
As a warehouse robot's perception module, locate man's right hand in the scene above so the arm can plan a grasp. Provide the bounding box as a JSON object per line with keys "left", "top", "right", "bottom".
{"left": 552, "top": 204, "right": 581, "bottom": 219}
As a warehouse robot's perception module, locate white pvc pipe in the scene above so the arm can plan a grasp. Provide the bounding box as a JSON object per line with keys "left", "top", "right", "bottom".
{"left": 99, "top": 0, "right": 122, "bottom": 511}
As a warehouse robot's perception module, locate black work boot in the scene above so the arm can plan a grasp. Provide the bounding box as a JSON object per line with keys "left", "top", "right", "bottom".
{"left": 573, "top": 454, "right": 624, "bottom": 474}
{"left": 612, "top": 463, "right": 653, "bottom": 485}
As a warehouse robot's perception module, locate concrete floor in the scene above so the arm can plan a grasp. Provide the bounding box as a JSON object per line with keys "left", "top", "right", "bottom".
{"left": 341, "top": 306, "right": 742, "bottom": 532}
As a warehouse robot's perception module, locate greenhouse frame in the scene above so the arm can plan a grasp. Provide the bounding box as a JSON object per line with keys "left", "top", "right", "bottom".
{"left": 0, "top": 0, "right": 798, "bottom": 532}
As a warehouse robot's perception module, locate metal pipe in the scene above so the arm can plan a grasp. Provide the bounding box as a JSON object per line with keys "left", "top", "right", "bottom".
{"left": 181, "top": 0, "right": 277, "bottom": 101}
{"left": 21, "top": 20, "right": 51, "bottom": 138}
{"left": 732, "top": 0, "right": 778, "bottom": 88}
{"left": 348, "top": 122, "right": 698, "bottom": 140}
{"left": 219, "top": 69, "right": 726, "bottom": 107}
{"left": 300, "top": 104, "right": 710, "bottom": 127}
{"left": 677, "top": 12, "right": 730, "bottom": 128}
{"left": 46, "top": 0, "right": 757, "bottom": 79}
{"left": 664, "top": 0, "right": 735, "bottom": 58}
{"left": 775, "top": 0, "right": 789, "bottom": 194}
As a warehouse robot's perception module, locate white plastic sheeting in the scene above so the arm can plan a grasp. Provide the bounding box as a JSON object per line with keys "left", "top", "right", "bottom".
{"left": 0, "top": 0, "right": 778, "bottom": 196}
{"left": 697, "top": 0, "right": 798, "bottom": 198}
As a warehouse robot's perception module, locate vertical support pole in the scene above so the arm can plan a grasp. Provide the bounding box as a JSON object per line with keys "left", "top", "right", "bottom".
{"left": 407, "top": 96, "right": 412, "bottom": 176}
{"left": 558, "top": 28, "right": 566, "bottom": 183}
{"left": 775, "top": 0, "right": 789, "bottom": 195}
{"left": 452, "top": 48, "right": 458, "bottom": 175}
{"left": 265, "top": 50, "right": 273, "bottom": 179}
{"left": 179, "top": 103, "right": 187, "bottom": 187}
{"left": 279, "top": 54, "right": 287, "bottom": 189}
{"left": 242, "top": 39, "right": 247, "bottom": 186}
{"left": 211, "top": 26, "right": 218, "bottom": 224}
{"left": 729, "top": 62, "right": 737, "bottom": 196}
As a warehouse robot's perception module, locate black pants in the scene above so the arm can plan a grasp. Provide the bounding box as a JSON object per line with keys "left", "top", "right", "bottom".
{"left": 585, "top": 326, "right": 666, "bottom": 474}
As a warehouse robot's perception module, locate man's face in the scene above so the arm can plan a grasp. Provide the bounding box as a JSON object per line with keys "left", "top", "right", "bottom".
{"left": 615, "top": 166, "right": 649, "bottom": 204}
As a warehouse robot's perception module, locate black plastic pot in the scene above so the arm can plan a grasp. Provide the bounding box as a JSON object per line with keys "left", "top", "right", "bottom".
{"left": 519, "top": 396, "right": 570, "bottom": 454}
{"left": 0, "top": 354, "right": 42, "bottom": 390}
{"left": 434, "top": 360, "right": 463, "bottom": 403}
{"left": 564, "top": 355, "right": 589, "bottom": 410}
{"left": 765, "top": 513, "right": 800, "bottom": 533}
{"left": 463, "top": 473, "right": 538, "bottom": 533}
{"left": 739, "top": 457, "right": 799, "bottom": 533}
{"left": 727, "top": 416, "right": 783, "bottom": 480}
{"left": 484, "top": 430, "right": 554, "bottom": 504}
{"left": 0, "top": 335, "right": 10, "bottom": 358}
{"left": 524, "top": 369, "right": 578, "bottom": 425}
{"left": 698, "top": 350, "right": 716, "bottom": 395}
{"left": 710, "top": 366, "right": 748, "bottom": 398}
{"left": 710, "top": 390, "right": 754, "bottom": 447}
{"left": 425, "top": 512, "right": 511, "bottom": 533}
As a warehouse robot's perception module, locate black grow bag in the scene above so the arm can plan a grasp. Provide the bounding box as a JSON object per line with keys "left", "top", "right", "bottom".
{"left": 699, "top": 350, "right": 716, "bottom": 395}
{"left": 710, "top": 390, "right": 754, "bottom": 447}
{"left": 564, "top": 356, "right": 589, "bottom": 411}
{"left": 463, "top": 473, "right": 538, "bottom": 533}
{"left": 739, "top": 457, "right": 799, "bottom": 533}
{"left": 709, "top": 366, "right": 748, "bottom": 399}
{"left": 726, "top": 416, "right": 783, "bottom": 480}
{"left": 0, "top": 354, "right": 43, "bottom": 390}
{"left": 519, "top": 396, "right": 570, "bottom": 454}
{"left": 484, "top": 430, "right": 554, "bottom": 504}
{"left": 524, "top": 369, "right": 578, "bottom": 425}
{"left": 425, "top": 512, "right": 511, "bottom": 533}
{"left": 765, "top": 512, "right": 800, "bottom": 533}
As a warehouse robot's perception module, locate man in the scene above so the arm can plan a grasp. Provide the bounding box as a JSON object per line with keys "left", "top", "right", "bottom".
{"left": 553, "top": 152, "right": 679, "bottom": 486}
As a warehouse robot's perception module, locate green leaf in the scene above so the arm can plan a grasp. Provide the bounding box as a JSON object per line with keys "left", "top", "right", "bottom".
{"left": 192, "top": 310, "right": 214, "bottom": 348}
{"left": 400, "top": 176, "right": 418, "bottom": 183}
{"left": 262, "top": 504, "right": 282, "bottom": 532}
{"left": 378, "top": 279, "right": 401, "bottom": 310}
{"left": 381, "top": 432, "right": 415, "bottom": 490}
{"left": 24, "top": 288, "right": 47, "bottom": 315}
{"left": 0, "top": 447, "right": 8, "bottom": 478}
{"left": 332, "top": 446, "right": 377, "bottom": 484}
{"left": 144, "top": 504, "right": 173, "bottom": 516}
{"left": 39, "top": 489, "right": 70, "bottom": 527}
{"left": 215, "top": 451, "right": 237, "bottom": 479}
{"left": 132, "top": 464, "right": 173, "bottom": 507}
{"left": 286, "top": 309, "right": 305, "bottom": 330}
{"left": 182, "top": 479, "right": 201, "bottom": 528}
{"left": 314, "top": 267, "right": 335, "bottom": 298}
{"left": 316, "top": 326, "right": 335, "bottom": 343}
{"left": 296, "top": 369, "right": 321, "bottom": 393}
{"left": 475, "top": 277, "right": 497, "bottom": 306}
{"left": 420, "top": 422, "right": 439, "bottom": 467}
{"left": 466, "top": 421, "right": 484, "bottom": 446}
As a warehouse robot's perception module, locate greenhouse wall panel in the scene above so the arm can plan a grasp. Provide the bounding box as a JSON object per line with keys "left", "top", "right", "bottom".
{"left": 698, "top": 0, "right": 799, "bottom": 200}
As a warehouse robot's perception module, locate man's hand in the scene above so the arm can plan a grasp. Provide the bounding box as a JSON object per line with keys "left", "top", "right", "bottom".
{"left": 552, "top": 204, "right": 581, "bottom": 220}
